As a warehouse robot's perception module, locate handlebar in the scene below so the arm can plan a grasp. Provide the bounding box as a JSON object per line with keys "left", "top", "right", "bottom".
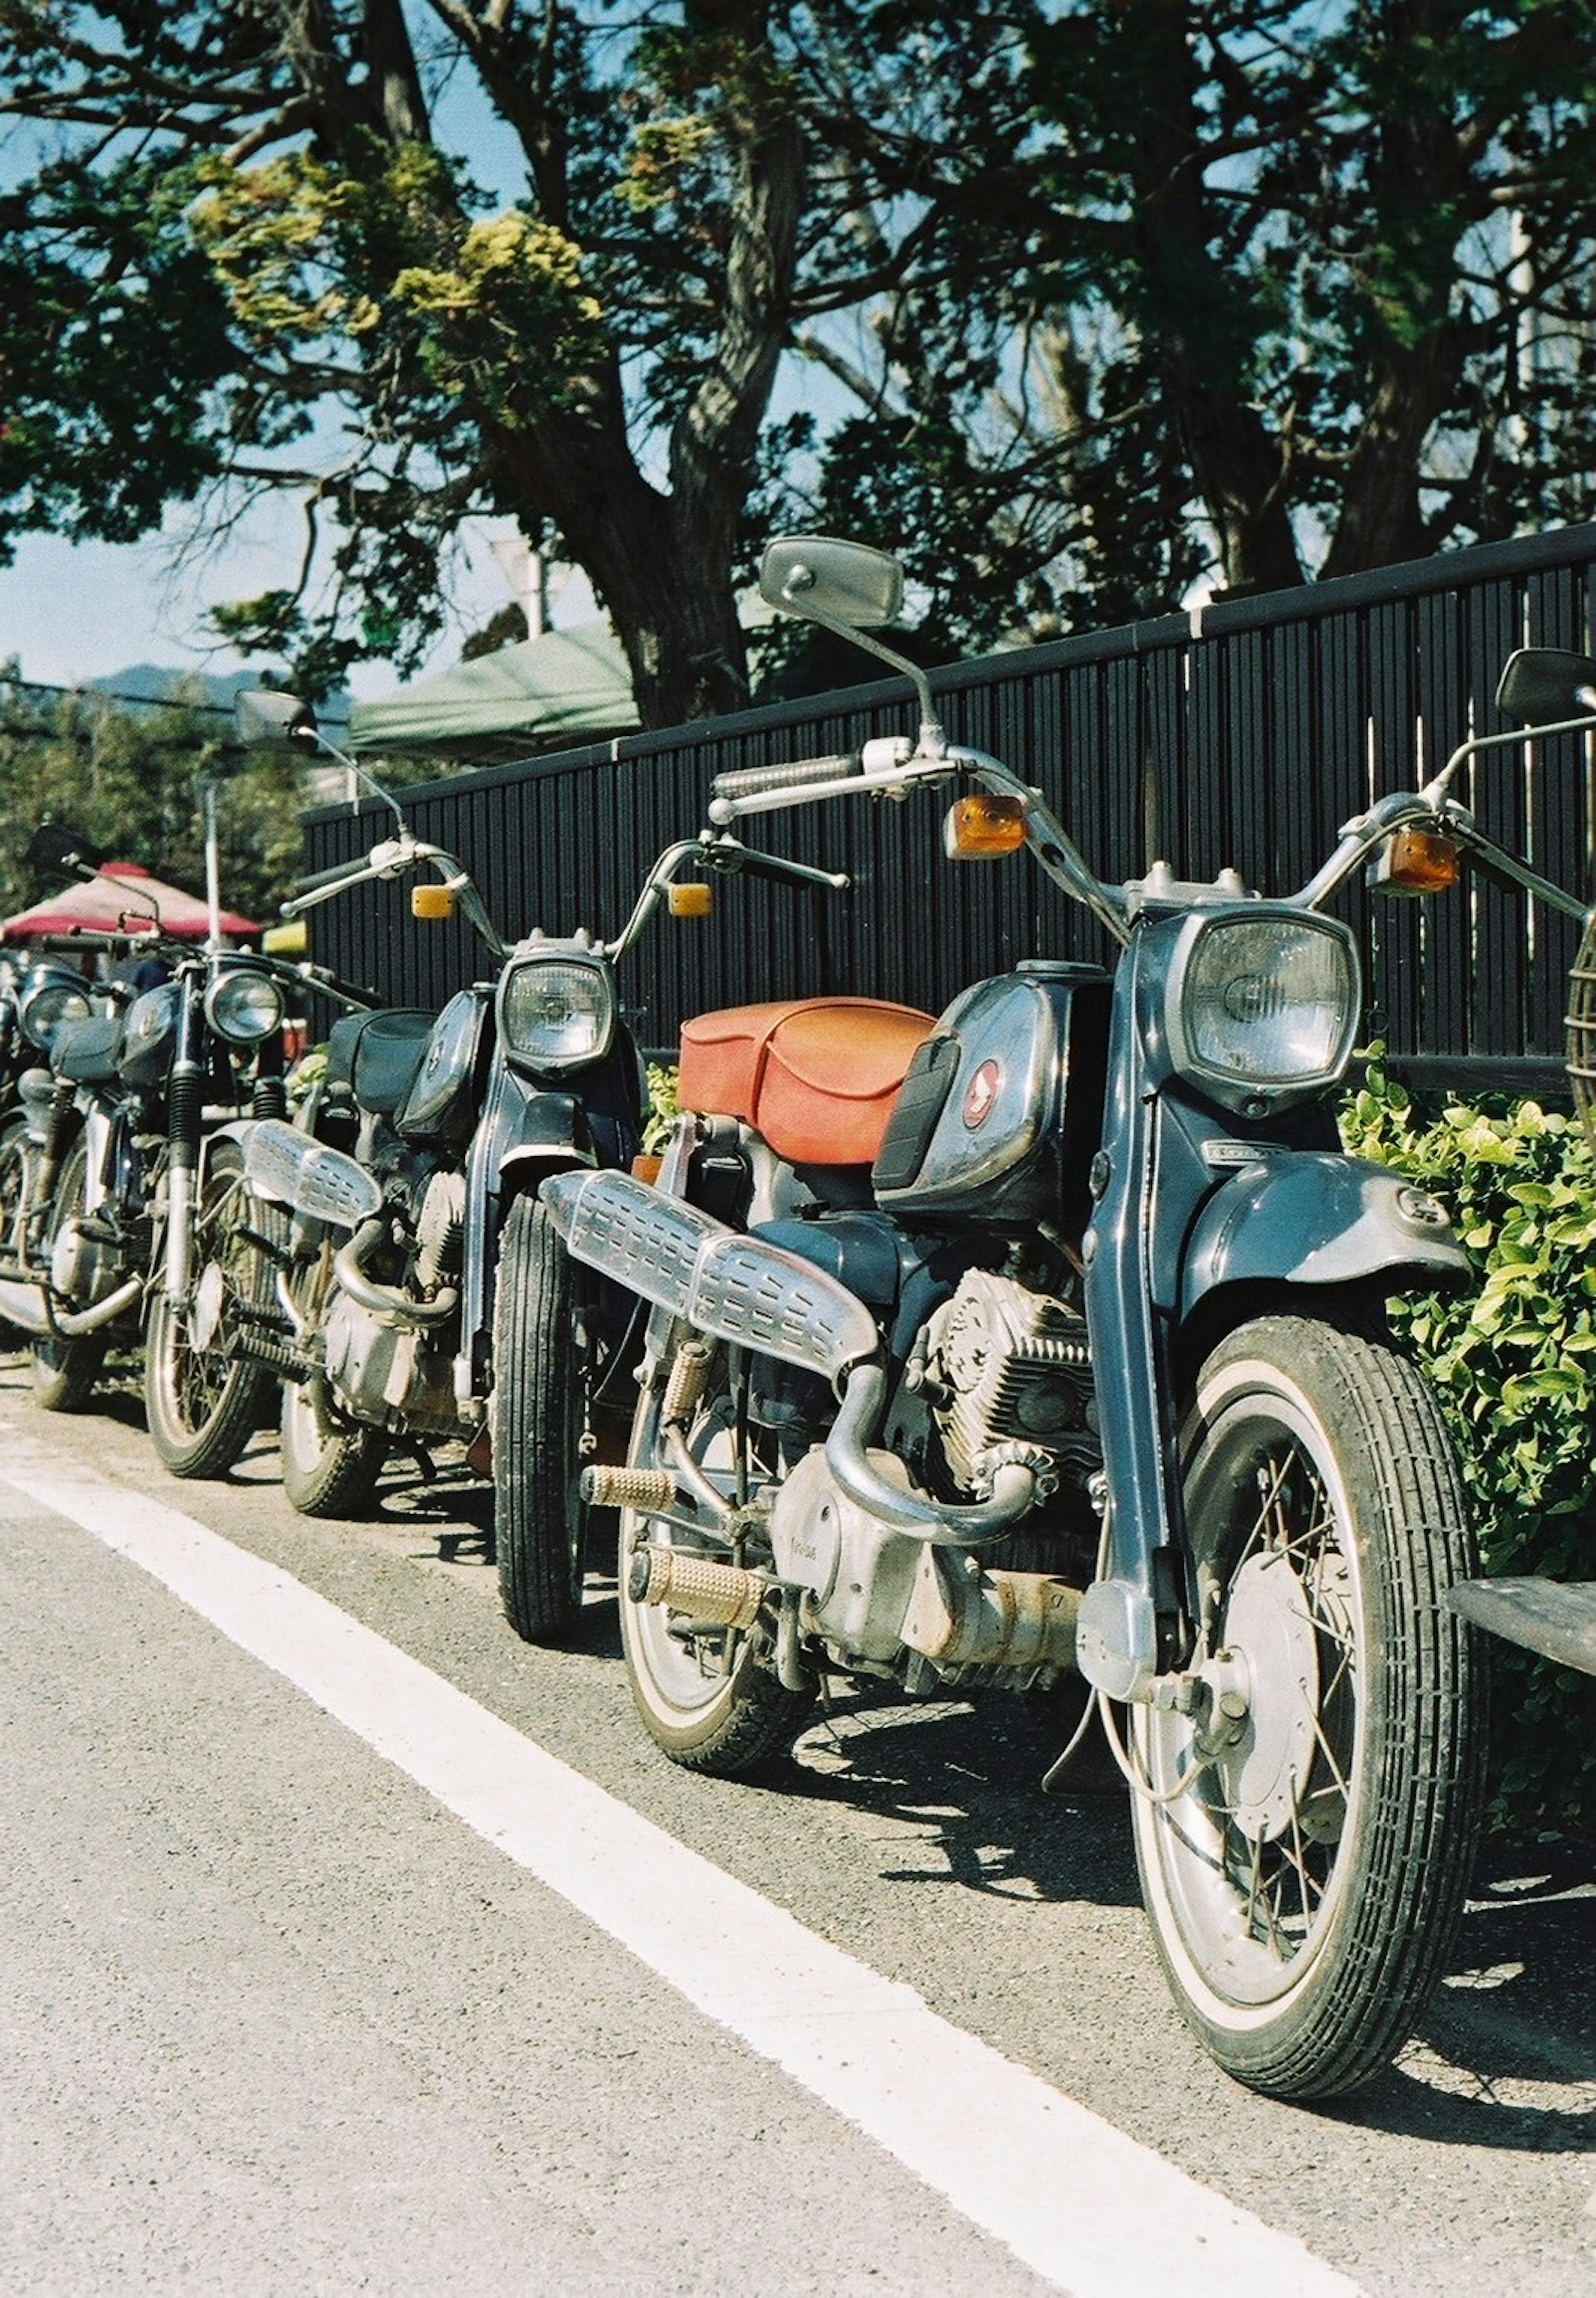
{"left": 601, "top": 832, "right": 850, "bottom": 964}
{"left": 280, "top": 835, "right": 507, "bottom": 962}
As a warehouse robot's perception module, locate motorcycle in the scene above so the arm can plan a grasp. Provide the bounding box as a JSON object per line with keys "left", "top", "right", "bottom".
{"left": 231, "top": 690, "right": 847, "bottom": 1646}
{"left": 539, "top": 532, "right": 1534, "bottom": 2101}
{"left": 0, "top": 821, "right": 373, "bottom": 1475}
{"left": 0, "top": 951, "right": 107, "bottom": 1347}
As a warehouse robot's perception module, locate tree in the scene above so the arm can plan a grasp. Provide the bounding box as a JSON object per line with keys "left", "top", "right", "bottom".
{"left": 0, "top": 679, "right": 305, "bottom": 929}
{"left": 0, "top": 1, "right": 831, "bottom": 724}
{"left": 797, "top": 1, "right": 1596, "bottom": 606}
{"left": 4, "top": 2, "right": 1596, "bottom": 726}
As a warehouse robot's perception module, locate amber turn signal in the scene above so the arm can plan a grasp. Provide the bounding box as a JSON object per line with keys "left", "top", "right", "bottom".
{"left": 945, "top": 794, "right": 1027, "bottom": 858}
{"left": 411, "top": 883, "right": 455, "bottom": 920}
{"left": 1371, "top": 829, "right": 1460, "bottom": 896}
{"left": 668, "top": 882, "right": 714, "bottom": 917}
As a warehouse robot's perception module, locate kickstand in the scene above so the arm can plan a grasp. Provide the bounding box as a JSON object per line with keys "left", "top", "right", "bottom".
{"left": 1041, "top": 1686, "right": 1102, "bottom": 1796}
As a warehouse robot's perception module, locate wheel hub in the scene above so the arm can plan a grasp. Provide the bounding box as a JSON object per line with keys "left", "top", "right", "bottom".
{"left": 191, "top": 1259, "right": 226, "bottom": 1353}
{"left": 1211, "top": 1549, "right": 1319, "bottom": 1843}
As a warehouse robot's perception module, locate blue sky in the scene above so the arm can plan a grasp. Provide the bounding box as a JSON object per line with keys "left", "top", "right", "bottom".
{"left": 0, "top": 509, "right": 571, "bottom": 702}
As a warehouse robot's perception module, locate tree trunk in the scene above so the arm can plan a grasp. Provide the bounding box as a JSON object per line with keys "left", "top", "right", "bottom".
{"left": 1125, "top": 1, "right": 1305, "bottom": 596}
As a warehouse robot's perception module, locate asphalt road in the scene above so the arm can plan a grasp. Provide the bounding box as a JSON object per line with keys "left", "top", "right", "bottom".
{"left": 2, "top": 1349, "right": 1593, "bottom": 2298}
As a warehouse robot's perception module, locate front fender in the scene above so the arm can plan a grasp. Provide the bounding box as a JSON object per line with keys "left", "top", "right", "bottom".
{"left": 493, "top": 1086, "right": 597, "bottom": 1185}
{"left": 1180, "top": 1151, "right": 1468, "bottom": 1318}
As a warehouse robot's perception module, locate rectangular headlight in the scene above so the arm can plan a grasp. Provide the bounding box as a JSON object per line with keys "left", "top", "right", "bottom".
{"left": 499, "top": 957, "right": 615, "bottom": 1071}
{"left": 1170, "top": 911, "right": 1359, "bottom": 1113}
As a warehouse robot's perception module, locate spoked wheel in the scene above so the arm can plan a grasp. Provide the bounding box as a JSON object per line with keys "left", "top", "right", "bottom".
{"left": 619, "top": 1328, "right": 813, "bottom": 1775}
{"left": 31, "top": 1136, "right": 110, "bottom": 1413}
{"left": 1130, "top": 1315, "right": 1486, "bottom": 2100}
{"left": 493, "top": 1195, "right": 591, "bottom": 1645}
{"left": 0, "top": 1112, "right": 32, "bottom": 1346}
{"left": 143, "top": 1141, "right": 281, "bottom": 1478}
{"left": 278, "top": 1239, "right": 386, "bottom": 1518}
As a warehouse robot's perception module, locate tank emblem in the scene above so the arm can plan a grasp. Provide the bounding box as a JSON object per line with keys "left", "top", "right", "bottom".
{"left": 962, "top": 1059, "right": 1002, "bottom": 1129}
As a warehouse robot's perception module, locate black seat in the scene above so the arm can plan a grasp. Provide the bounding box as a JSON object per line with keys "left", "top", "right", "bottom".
{"left": 52, "top": 1012, "right": 124, "bottom": 1085}
{"left": 326, "top": 1008, "right": 435, "bottom": 1118}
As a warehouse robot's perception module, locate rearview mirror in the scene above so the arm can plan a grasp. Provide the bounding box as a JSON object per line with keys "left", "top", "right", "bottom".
{"left": 1494, "top": 648, "right": 1596, "bottom": 728}
{"left": 234, "top": 688, "right": 318, "bottom": 749}
{"left": 758, "top": 537, "right": 904, "bottom": 631}
{"left": 26, "top": 823, "right": 105, "bottom": 882}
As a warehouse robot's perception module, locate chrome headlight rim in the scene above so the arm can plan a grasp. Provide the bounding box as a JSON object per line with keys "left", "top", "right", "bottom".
{"left": 18, "top": 972, "right": 94, "bottom": 1052}
{"left": 205, "top": 964, "right": 286, "bottom": 1047}
{"left": 1165, "top": 907, "right": 1361, "bottom": 1116}
{"left": 497, "top": 952, "right": 616, "bottom": 1074}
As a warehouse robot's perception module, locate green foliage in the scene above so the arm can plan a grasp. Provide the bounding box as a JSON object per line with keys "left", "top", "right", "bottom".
{"left": 642, "top": 1060, "right": 680, "bottom": 1156}
{"left": 1341, "top": 1053, "right": 1596, "bottom": 1837}
{"left": 0, "top": 685, "right": 305, "bottom": 933}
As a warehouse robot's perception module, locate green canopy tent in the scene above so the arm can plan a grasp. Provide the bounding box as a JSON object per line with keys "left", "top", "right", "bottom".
{"left": 350, "top": 621, "right": 639, "bottom": 764}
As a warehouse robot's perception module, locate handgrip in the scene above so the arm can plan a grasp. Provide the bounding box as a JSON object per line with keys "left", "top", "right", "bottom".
{"left": 710, "top": 753, "right": 861, "bottom": 802}
{"left": 295, "top": 855, "right": 368, "bottom": 894}
{"left": 723, "top": 847, "right": 849, "bottom": 893}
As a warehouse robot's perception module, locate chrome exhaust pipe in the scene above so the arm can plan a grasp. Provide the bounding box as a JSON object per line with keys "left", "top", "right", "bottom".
{"left": 0, "top": 1273, "right": 142, "bottom": 1339}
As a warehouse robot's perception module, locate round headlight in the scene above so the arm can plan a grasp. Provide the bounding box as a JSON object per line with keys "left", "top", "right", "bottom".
{"left": 1169, "top": 911, "right": 1359, "bottom": 1112}
{"left": 206, "top": 966, "right": 286, "bottom": 1046}
{"left": 19, "top": 975, "right": 93, "bottom": 1052}
{"left": 498, "top": 956, "right": 615, "bottom": 1072}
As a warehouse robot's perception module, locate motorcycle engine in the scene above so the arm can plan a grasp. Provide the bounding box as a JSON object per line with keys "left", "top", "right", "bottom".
{"left": 323, "top": 1169, "right": 466, "bottom": 1433}
{"left": 921, "top": 1266, "right": 1099, "bottom": 1496}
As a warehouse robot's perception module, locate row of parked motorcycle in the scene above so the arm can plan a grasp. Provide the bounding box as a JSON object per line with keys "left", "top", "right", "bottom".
{"left": 6, "top": 534, "right": 1596, "bottom": 2106}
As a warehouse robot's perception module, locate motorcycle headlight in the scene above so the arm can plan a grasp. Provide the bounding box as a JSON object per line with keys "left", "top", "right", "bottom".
{"left": 19, "top": 976, "right": 92, "bottom": 1052}
{"left": 498, "top": 955, "right": 615, "bottom": 1072}
{"left": 206, "top": 966, "right": 286, "bottom": 1046}
{"left": 1167, "top": 911, "right": 1360, "bottom": 1113}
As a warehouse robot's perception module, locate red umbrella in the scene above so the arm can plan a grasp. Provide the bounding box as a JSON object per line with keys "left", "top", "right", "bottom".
{"left": 0, "top": 863, "right": 259, "bottom": 944}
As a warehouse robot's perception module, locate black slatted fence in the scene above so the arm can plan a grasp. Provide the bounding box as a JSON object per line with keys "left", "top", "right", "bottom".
{"left": 302, "top": 524, "right": 1596, "bottom": 1097}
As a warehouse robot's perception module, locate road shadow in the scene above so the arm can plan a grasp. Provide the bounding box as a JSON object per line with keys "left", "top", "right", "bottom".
{"left": 776, "top": 1677, "right": 1141, "bottom": 1911}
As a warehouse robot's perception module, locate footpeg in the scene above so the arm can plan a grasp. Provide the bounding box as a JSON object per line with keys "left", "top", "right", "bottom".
{"left": 628, "top": 1545, "right": 765, "bottom": 1629}
{"left": 581, "top": 1465, "right": 678, "bottom": 1512}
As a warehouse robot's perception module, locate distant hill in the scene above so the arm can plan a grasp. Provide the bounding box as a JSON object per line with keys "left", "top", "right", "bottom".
{"left": 85, "top": 664, "right": 350, "bottom": 735}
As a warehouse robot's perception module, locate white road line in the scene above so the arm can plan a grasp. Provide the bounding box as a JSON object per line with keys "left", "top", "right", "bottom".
{"left": 4, "top": 1447, "right": 1365, "bottom": 2298}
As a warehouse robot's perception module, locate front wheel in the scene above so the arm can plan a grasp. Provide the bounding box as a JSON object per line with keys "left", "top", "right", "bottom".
{"left": 0, "top": 1112, "right": 33, "bottom": 1347}
{"left": 278, "top": 1243, "right": 387, "bottom": 1518}
{"left": 493, "top": 1195, "right": 589, "bottom": 1645}
{"left": 619, "top": 1328, "right": 813, "bottom": 1775}
{"left": 1130, "top": 1315, "right": 1486, "bottom": 2100}
{"left": 143, "top": 1143, "right": 281, "bottom": 1478}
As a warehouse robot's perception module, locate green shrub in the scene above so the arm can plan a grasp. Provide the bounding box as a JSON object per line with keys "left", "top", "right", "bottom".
{"left": 1340, "top": 1054, "right": 1596, "bottom": 1837}
{"left": 643, "top": 1061, "right": 679, "bottom": 1155}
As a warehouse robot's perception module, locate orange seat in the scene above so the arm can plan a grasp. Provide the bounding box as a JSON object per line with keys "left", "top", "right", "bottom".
{"left": 678, "top": 997, "right": 936, "bottom": 1167}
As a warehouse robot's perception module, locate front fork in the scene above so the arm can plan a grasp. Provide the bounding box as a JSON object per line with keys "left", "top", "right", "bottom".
{"left": 1076, "top": 941, "right": 1195, "bottom": 1704}
{"left": 161, "top": 988, "right": 207, "bottom": 1305}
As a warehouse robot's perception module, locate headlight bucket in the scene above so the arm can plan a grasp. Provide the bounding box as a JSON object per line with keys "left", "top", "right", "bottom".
{"left": 206, "top": 966, "right": 286, "bottom": 1046}
{"left": 19, "top": 972, "right": 93, "bottom": 1052}
{"left": 1165, "top": 909, "right": 1360, "bottom": 1115}
{"left": 498, "top": 954, "right": 616, "bottom": 1073}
